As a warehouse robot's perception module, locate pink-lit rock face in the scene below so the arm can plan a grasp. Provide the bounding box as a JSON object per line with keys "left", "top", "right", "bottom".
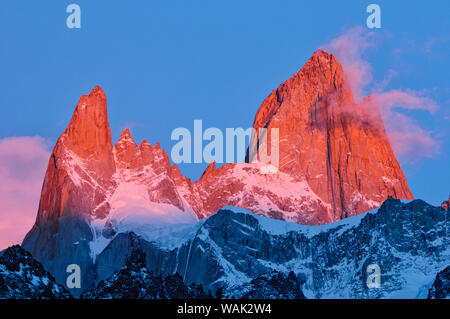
{"left": 31, "top": 86, "right": 117, "bottom": 231}
{"left": 246, "top": 50, "right": 413, "bottom": 221}
{"left": 442, "top": 195, "right": 449, "bottom": 210}
{"left": 30, "top": 50, "right": 413, "bottom": 229}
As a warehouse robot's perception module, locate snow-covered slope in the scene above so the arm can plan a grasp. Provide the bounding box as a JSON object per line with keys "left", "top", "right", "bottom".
{"left": 188, "top": 163, "right": 332, "bottom": 224}
{"left": 81, "top": 249, "right": 208, "bottom": 299}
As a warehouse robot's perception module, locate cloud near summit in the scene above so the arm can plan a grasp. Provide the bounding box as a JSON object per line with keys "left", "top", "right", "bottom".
{"left": 322, "top": 26, "right": 441, "bottom": 162}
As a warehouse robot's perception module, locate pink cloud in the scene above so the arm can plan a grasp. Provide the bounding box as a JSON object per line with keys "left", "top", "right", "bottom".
{"left": 323, "top": 27, "right": 441, "bottom": 162}
{"left": 0, "top": 136, "right": 51, "bottom": 251}
{"left": 370, "top": 90, "right": 440, "bottom": 160}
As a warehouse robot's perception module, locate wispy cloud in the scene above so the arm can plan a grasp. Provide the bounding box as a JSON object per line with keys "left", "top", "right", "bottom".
{"left": 0, "top": 136, "right": 51, "bottom": 250}
{"left": 324, "top": 26, "right": 377, "bottom": 101}
{"left": 374, "top": 89, "right": 439, "bottom": 113}
{"left": 422, "top": 36, "right": 449, "bottom": 55}
{"left": 383, "top": 112, "right": 440, "bottom": 161}
{"left": 322, "top": 27, "right": 441, "bottom": 162}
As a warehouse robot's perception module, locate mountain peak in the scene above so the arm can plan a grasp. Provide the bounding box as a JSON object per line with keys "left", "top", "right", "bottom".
{"left": 23, "top": 51, "right": 415, "bottom": 286}
{"left": 0, "top": 245, "right": 72, "bottom": 299}
{"left": 115, "top": 129, "right": 142, "bottom": 171}
{"left": 62, "top": 86, "right": 113, "bottom": 161}
{"left": 90, "top": 85, "right": 106, "bottom": 99}
{"left": 247, "top": 50, "right": 412, "bottom": 220}
{"left": 302, "top": 49, "right": 346, "bottom": 90}
{"left": 249, "top": 50, "right": 351, "bottom": 136}
{"left": 120, "top": 128, "right": 132, "bottom": 138}
{"left": 116, "top": 128, "right": 138, "bottom": 147}
{"left": 309, "top": 49, "right": 339, "bottom": 66}
{"left": 200, "top": 161, "right": 217, "bottom": 179}
{"left": 140, "top": 139, "right": 150, "bottom": 148}
{"left": 311, "top": 49, "right": 336, "bottom": 61}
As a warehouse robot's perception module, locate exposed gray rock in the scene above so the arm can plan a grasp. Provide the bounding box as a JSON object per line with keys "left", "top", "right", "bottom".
{"left": 22, "top": 214, "right": 95, "bottom": 297}
{"left": 428, "top": 266, "right": 450, "bottom": 299}
{"left": 229, "top": 271, "right": 306, "bottom": 299}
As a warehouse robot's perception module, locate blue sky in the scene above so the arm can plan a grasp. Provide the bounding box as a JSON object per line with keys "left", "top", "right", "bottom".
{"left": 0, "top": 1, "right": 449, "bottom": 205}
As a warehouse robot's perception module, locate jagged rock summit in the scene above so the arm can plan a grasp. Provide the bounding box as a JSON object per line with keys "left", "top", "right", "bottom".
{"left": 23, "top": 50, "right": 414, "bottom": 291}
